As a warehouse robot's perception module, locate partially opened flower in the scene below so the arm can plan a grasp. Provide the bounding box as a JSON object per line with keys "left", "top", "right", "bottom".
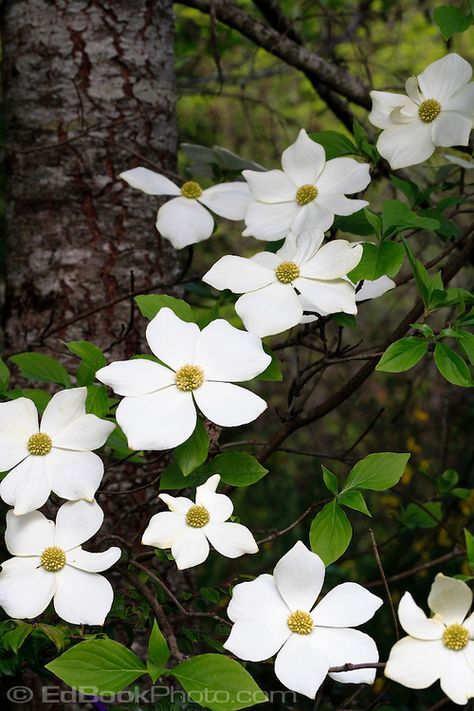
{"left": 242, "top": 129, "right": 371, "bottom": 240}
{"left": 224, "top": 541, "right": 383, "bottom": 699}
{"left": 142, "top": 474, "right": 258, "bottom": 569}
{"left": 0, "top": 500, "right": 121, "bottom": 625}
{"left": 120, "top": 166, "right": 250, "bottom": 249}
{"left": 0, "top": 388, "right": 115, "bottom": 516}
{"left": 203, "top": 231, "right": 363, "bottom": 337}
{"left": 96, "top": 308, "right": 271, "bottom": 451}
{"left": 385, "top": 573, "right": 474, "bottom": 705}
{"left": 369, "top": 54, "right": 474, "bottom": 169}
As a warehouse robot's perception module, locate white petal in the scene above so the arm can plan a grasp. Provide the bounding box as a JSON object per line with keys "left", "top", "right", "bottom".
{"left": 432, "top": 112, "right": 473, "bottom": 147}
{"left": 195, "top": 475, "right": 233, "bottom": 522}
{"left": 291, "top": 200, "right": 335, "bottom": 233}
{"left": 317, "top": 158, "right": 371, "bottom": 195}
{"left": 227, "top": 573, "right": 290, "bottom": 623}
{"left": 146, "top": 307, "right": 200, "bottom": 371}
{"left": 443, "top": 82, "right": 474, "bottom": 115}
{"left": 276, "top": 232, "right": 298, "bottom": 260}
{"left": 116, "top": 388, "right": 196, "bottom": 450}
{"left": 159, "top": 494, "right": 194, "bottom": 514}
{"left": 243, "top": 200, "right": 297, "bottom": 240}
{"left": 405, "top": 76, "right": 423, "bottom": 104}
{"left": 242, "top": 169, "right": 296, "bottom": 203}
{"left": 196, "top": 319, "right": 270, "bottom": 381}
{"left": 0, "top": 456, "right": 51, "bottom": 515}
{"left": 156, "top": 197, "right": 214, "bottom": 249}
{"left": 418, "top": 54, "right": 473, "bottom": 104}
{"left": 369, "top": 90, "right": 413, "bottom": 129}
{"left": 224, "top": 620, "right": 289, "bottom": 662}
{"left": 41, "top": 388, "right": 88, "bottom": 437}
{"left": 54, "top": 499, "right": 104, "bottom": 551}
{"left": 300, "top": 241, "right": 363, "bottom": 280}
{"left": 292, "top": 229, "right": 325, "bottom": 264}
{"left": 295, "top": 277, "right": 358, "bottom": 315}
{"left": 0, "top": 398, "right": 38, "bottom": 469}
{"left": 5, "top": 509, "right": 54, "bottom": 556}
{"left": 235, "top": 284, "right": 303, "bottom": 338}
{"left": 377, "top": 121, "right": 434, "bottom": 169}
{"left": 142, "top": 511, "right": 187, "bottom": 549}
{"left": 274, "top": 541, "right": 325, "bottom": 612}
{"left": 0, "top": 557, "right": 55, "bottom": 619}
{"left": 194, "top": 381, "right": 266, "bottom": 427}
{"left": 206, "top": 522, "right": 258, "bottom": 558}
{"left": 397, "top": 592, "right": 444, "bottom": 640}
{"left": 53, "top": 566, "right": 114, "bottom": 625}
{"left": 66, "top": 546, "right": 121, "bottom": 572}
{"left": 96, "top": 359, "right": 175, "bottom": 396}
{"left": 385, "top": 636, "right": 445, "bottom": 689}
{"left": 274, "top": 634, "right": 329, "bottom": 699}
{"left": 356, "top": 276, "right": 395, "bottom": 301}
{"left": 251, "top": 251, "right": 281, "bottom": 270}
{"left": 199, "top": 182, "right": 250, "bottom": 220}
{"left": 203, "top": 255, "right": 274, "bottom": 294}
{"left": 48, "top": 449, "right": 104, "bottom": 502}
{"left": 52, "top": 415, "right": 114, "bottom": 451}
{"left": 316, "top": 193, "right": 368, "bottom": 217}
{"left": 171, "top": 528, "right": 210, "bottom": 570}
{"left": 281, "top": 129, "right": 326, "bottom": 184}
{"left": 119, "top": 167, "right": 180, "bottom": 196}
{"left": 440, "top": 650, "right": 474, "bottom": 705}
{"left": 312, "top": 583, "right": 382, "bottom": 628}
{"left": 428, "top": 573, "right": 472, "bottom": 625}
{"left": 314, "top": 628, "right": 379, "bottom": 684}
{"left": 464, "top": 611, "right": 474, "bottom": 636}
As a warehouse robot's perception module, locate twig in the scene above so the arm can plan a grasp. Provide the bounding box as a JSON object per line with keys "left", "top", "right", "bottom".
{"left": 369, "top": 529, "right": 399, "bottom": 640}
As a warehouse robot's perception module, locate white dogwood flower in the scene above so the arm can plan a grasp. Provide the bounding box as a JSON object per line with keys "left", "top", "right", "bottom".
{"left": 385, "top": 573, "right": 474, "bottom": 705}
{"left": 242, "top": 129, "right": 371, "bottom": 240}
{"left": 142, "top": 474, "right": 258, "bottom": 569}
{"left": 0, "top": 388, "right": 115, "bottom": 516}
{"left": 96, "top": 308, "right": 270, "bottom": 451}
{"left": 0, "top": 500, "right": 120, "bottom": 625}
{"left": 120, "top": 167, "right": 250, "bottom": 249}
{"left": 224, "top": 541, "right": 383, "bottom": 699}
{"left": 369, "top": 54, "right": 474, "bottom": 169}
{"left": 203, "top": 230, "right": 362, "bottom": 337}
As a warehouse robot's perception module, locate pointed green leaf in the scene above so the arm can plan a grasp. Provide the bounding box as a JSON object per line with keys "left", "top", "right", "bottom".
{"left": 343, "top": 452, "right": 410, "bottom": 492}
{"left": 309, "top": 500, "right": 352, "bottom": 565}
{"left": 175, "top": 420, "right": 209, "bottom": 476}
{"left": 337, "top": 490, "right": 371, "bottom": 517}
{"left": 434, "top": 343, "right": 472, "bottom": 387}
{"left": 147, "top": 620, "right": 170, "bottom": 682}
{"left": 376, "top": 337, "right": 428, "bottom": 373}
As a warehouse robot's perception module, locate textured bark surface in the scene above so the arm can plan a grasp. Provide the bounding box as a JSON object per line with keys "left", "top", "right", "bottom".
{"left": 2, "top": 0, "right": 183, "bottom": 356}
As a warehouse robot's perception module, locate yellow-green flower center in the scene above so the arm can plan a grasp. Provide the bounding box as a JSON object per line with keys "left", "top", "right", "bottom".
{"left": 175, "top": 364, "right": 205, "bottom": 392}
{"left": 275, "top": 261, "right": 300, "bottom": 284}
{"left": 442, "top": 623, "right": 469, "bottom": 651}
{"left": 296, "top": 184, "right": 318, "bottom": 206}
{"left": 287, "top": 609, "right": 314, "bottom": 635}
{"left": 418, "top": 99, "right": 441, "bottom": 123}
{"left": 186, "top": 505, "right": 210, "bottom": 528}
{"left": 181, "top": 180, "right": 203, "bottom": 199}
{"left": 27, "top": 432, "right": 52, "bottom": 456}
{"left": 40, "top": 546, "right": 66, "bottom": 572}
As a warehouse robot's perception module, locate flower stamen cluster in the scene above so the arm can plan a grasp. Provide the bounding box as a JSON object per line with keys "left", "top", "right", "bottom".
{"left": 186, "top": 505, "right": 210, "bottom": 528}
{"left": 287, "top": 609, "right": 314, "bottom": 635}
{"left": 275, "top": 261, "right": 300, "bottom": 284}
{"left": 442, "top": 623, "right": 469, "bottom": 651}
{"left": 296, "top": 184, "right": 318, "bottom": 205}
{"left": 27, "top": 432, "right": 52, "bottom": 456}
{"left": 181, "top": 180, "right": 203, "bottom": 199}
{"left": 40, "top": 545, "right": 66, "bottom": 572}
{"left": 175, "top": 364, "right": 205, "bottom": 391}
{"left": 418, "top": 99, "right": 441, "bottom": 123}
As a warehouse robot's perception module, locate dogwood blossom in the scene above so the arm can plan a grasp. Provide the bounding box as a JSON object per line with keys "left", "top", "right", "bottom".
{"left": 96, "top": 308, "right": 270, "bottom": 451}
{"left": 142, "top": 474, "right": 258, "bottom": 569}
{"left": 242, "top": 129, "right": 371, "bottom": 240}
{"left": 120, "top": 167, "right": 250, "bottom": 249}
{"left": 203, "top": 231, "right": 362, "bottom": 337}
{"left": 0, "top": 388, "right": 115, "bottom": 516}
{"left": 0, "top": 500, "right": 120, "bottom": 625}
{"left": 369, "top": 54, "right": 474, "bottom": 169}
{"left": 224, "top": 541, "right": 383, "bottom": 699}
{"left": 385, "top": 573, "right": 474, "bottom": 705}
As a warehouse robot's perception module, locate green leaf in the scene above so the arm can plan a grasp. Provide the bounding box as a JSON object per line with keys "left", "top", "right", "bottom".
{"left": 9, "top": 353, "right": 70, "bottom": 387}
{"left": 348, "top": 242, "right": 404, "bottom": 282}
{"left": 334, "top": 209, "right": 376, "bottom": 236}
{"left": 309, "top": 501, "right": 352, "bottom": 565}
{"left": 382, "top": 200, "right": 440, "bottom": 237}
{"left": 45, "top": 639, "right": 147, "bottom": 694}
{"left": 434, "top": 343, "right": 472, "bottom": 387}
{"left": 86, "top": 385, "right": 110, "bottom": 418}
{"left": 458, "top": 330, "right": 474, "bottom": 365}
{"left": 376, "top": 337, "right": 429, "bottom": 373}
{"left": 5, "top": 389, "right": 52, "bottom": 413}
{"left": 436, "top": 469, "right": 459, "bottom": 494}
{"left": 402, "top": 238, "right": 431, "bottom": 306}
{"left": 433, "top": 6, "right": 472, "bottom": 40}
{"left": 160, "top": 462, "right": 208, "bottom": 490}
{"left": 309, "top": 131, "right": 357, "bottom": 160}
{"left": 399, "top": 502, "right": 442, "bottom": 529}
{"left": 3, "top": 622, "right": 33, "bottom": 653}
{"left": 343, "top": 452, "right": 410, "bottom": 492}
{"left": 198, "top": 451, "right": 268, "bottom": 487}
{"left": 175, "top": 420, "right": 209, "bottom": 476}
{"left": 322, "top": 465, "right": 338, "bottom": 495}
{"left": 452, "top": 487, "right": 472, "bottom": 500}
{"left": 337, "top": 490, "right": 371, "bottom": 517}
{"left": 464, "top": 529, "right": 474, "bottom": 568}
{"left": 147, "top": 620, "right": 170, "bottom": 682}
{"left": 172, "top": 654, "right": 267, "bottom": 711}
{"left": 35, "top": 624, "right": 68, "bottom": 651}
{"left": 135, "top": 294, "right": 195, "bottom": 322}
{"left": 254, "top": 345, "right": 282, "bottom": 381}
{"left": 64, "top": 340, "right": 106, "bottom": 371}
{"left": 0, "top": 357, "right": 10, "bottom": 391}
